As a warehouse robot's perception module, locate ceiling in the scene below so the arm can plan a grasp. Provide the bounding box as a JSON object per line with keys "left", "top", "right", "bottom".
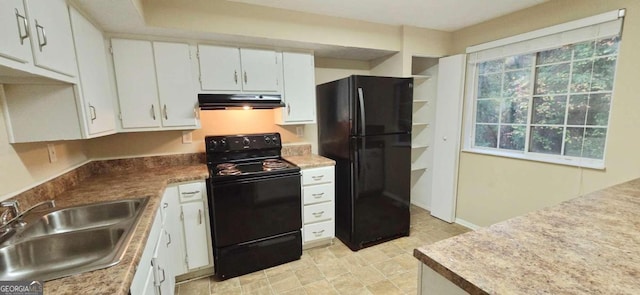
{"left": 227, "top": 0, "right": 547, "bottom": 32}
{"left": 75, "top": 0, "right": 547, "bottom": 60}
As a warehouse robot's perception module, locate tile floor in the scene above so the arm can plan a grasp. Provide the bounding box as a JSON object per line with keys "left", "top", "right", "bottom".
{"left": 176, "top": 206, "right": 471, "bottom": 295}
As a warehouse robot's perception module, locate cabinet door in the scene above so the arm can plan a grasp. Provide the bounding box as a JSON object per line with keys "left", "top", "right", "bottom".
{"left": 25, "top": 0, "right": 77, "bottom": 76}
{"left": 111, "top": 39, "right": 161, "bottom": 129}
{"left": 162, "top": 186, "right": 187, "bottom": 276}
{"left": 281, "top": 52, "right": 316, "bottom": 123}
{"left": 153, "top": 229, "right": 176, "bottom": 295}
{"left": 198, "top": 44, "right": 241, "bottom": 91}
{"left": 239, "top": 48, "right": 279, "bottom": 92}
{"left": 69, "top": 7, "right": 116, "bottom": 136}
{"left": 0, "top": 0, "right": 32, "bottom": 63}
{"left": 153, "top": 42, "right": 198, "bottom": 128}
{"left": 181, "top": 201, "right": 210, "bottom": 270}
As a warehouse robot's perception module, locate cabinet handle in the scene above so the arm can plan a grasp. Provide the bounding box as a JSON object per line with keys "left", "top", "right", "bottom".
{"left": 163, "top": 104, "right": 168, "bottom": 120}
{"left": 312, "top": 230, "right": 325, "bottom": 236}
{"left": 15, "top": 9, "right": 29, "bottom": 45}
{"left": 312, "top": 175, "right": 324, "bottom": 181}
{"left": 151, "top": 105, "right": 156, "bottom": 120}
{"left": 234, "top": 70, "right": 238, "bottom": 84}
{"left": 312, "top": 192, "right": 324, "bottom": 198}
{"left": 159, "top": 267, "right": 166, "bottom": 283}
{"left": 287, "top": 103, "right": 290, "bottom": 115}
{"left": 194, "top": 107, "right": 200, "bottom": 119}
{"left": 312, "top": 211, "right": 325, "bottom": 218}
{"left": 244, "top": 71, "right": 248, "bottom": 83}
{"left": 198, "top": 209, "right": 202, "bottom": 225}
{"left": 89, "top": 104, "right": 96, "bottom": 122}
{"left": 163, "top": 202, "right": 168, "bottom": 209}
{"left": 181, "top": 191, "right": 200, "bottom": 196}
{"left": 166, "top": 232, "right": 172, "bottom": 246}
{"left": 35, "top": 20, "right": 47, "bottom": 52}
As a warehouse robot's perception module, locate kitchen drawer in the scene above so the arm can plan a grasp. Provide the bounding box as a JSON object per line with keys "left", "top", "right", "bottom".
{"left": 178, "top": 182, "right": 204, "bottom": 202}
{"left": 303, "top": 220, "right": 334, "bottom": 243}
{"left": 303, "top": 183, "right": 334, "bottom": 205}
{"left": 303, "top": 202, "right": 334, "bottom": 224}
{"left": 302, "top": 166, "right": 334, "bottom": 186}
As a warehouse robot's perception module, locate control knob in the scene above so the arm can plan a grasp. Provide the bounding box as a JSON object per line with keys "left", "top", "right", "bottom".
{"left": 264, "top": 136, "right": 272, "bottom": 144}
{"left": 209, "top": 139, "right": 218, "bottom": 149}
{"left": 242, "top": 137, "right": 251, "bottom": 146}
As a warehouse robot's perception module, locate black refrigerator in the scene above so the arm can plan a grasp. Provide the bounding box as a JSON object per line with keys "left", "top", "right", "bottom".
{"left": 316, "top": 75, "right": 412, "bottom": 251}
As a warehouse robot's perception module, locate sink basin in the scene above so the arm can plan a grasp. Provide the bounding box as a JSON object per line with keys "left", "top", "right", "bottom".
{"left": 0, "top": 197, "right": 149, "bottom": 281}
{"left": 15, "top": 198, "right": 145, "bottom": 240}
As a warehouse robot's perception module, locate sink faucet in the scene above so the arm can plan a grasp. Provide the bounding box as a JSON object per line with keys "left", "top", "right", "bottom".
{"left": 0, "top": 200, "right": 55, "bottom": 232}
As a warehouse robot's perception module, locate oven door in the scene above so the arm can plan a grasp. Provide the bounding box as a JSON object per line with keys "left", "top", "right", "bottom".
{"left": 210, "top": 172, "right": 302, "bottom": 247}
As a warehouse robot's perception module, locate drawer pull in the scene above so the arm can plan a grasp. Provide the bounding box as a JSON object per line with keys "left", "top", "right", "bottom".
{"left": 181, "top": 191, "right": 200, "bottom": 195}
{"left": 311, "top": 175, "right": 324, "bottom": 181}
{"left": 312, "top": 211, "right": 325, "bottom": 218}
{"left": 312, "top": 192, "right": 324, "bottom": 198}
{"left": 312, "top": 230, "right": 325, "bottom": 236}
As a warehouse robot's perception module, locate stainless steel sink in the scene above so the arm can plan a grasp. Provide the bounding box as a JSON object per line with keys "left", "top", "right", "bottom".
{"left": 0, "top": 197, "right": 149, "bottom": 281}
{"left": 14, "top": 198, "right": 145, "bottom": 240}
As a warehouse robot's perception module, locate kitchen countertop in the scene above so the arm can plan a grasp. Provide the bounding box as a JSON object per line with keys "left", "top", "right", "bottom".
{"left": 42, "top": 163, "right": 209, "bottom": 295}
{"left": 285, "top": 154, "right": 336, "bottom": 169}
{"left": 414, "top": 178, "right": 640, "bottom": 294}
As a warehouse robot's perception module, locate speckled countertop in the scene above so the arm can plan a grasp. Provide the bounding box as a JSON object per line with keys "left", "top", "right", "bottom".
{"left": 284, "top": 154, "right": 335, "bottom": 169}
{"left": 2, "top": 154, "right": 209, "bottom": 295}
{"left": 414, "top": 178, "right": 640, "bottom": 294}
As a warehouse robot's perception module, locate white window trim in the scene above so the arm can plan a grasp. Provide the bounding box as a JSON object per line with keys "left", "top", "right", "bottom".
{"left": 462, "top": 9, "right": 625, "bottom": 170}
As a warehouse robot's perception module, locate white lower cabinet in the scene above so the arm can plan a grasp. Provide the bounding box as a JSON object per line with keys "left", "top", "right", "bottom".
{"left": 131, "top": 180, "right": 213, "bottom": 295}
{"left": 301, "top": 166, "right": 335, "bottom": 248}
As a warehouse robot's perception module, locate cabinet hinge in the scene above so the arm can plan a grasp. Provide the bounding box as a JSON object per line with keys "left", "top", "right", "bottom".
{"left": 109, "top": 46, "right": 113, "bottom": 55}
{"left": 180, "top": 210, "right": 184, "bottom": 221}
{"left": 196, "top": 49, "right": 200, "bottom": 59}
{"left": 118, "top": 113, "right": 122, "bottom": 120}
{"left": 185, "top": 255, "right": 189, "bottom": 268}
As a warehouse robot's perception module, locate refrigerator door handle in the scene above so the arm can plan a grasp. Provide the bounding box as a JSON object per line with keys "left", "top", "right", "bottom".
{"left": 357, "top": 87, "right": 365, "bottom": 136}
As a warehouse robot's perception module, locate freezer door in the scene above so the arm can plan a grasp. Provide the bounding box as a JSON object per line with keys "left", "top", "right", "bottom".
{"left": 352, "top": 76, "right": 413, "bottom": 136}
{"left": 350, "top": 134, "right": 411, "bottom": 247}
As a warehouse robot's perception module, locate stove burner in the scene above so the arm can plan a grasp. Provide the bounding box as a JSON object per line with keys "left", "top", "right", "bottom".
{"left": 217, "top": 163, "right": 241, "bottom": 175}
{"left": 263, "top": 159, "right": 288, "bottom": 171}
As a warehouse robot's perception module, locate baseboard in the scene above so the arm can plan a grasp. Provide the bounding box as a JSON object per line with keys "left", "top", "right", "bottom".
{"left": 410, "top": 200, "right": 430, "bottom": 211}
{"left": 454, "top": 218, "right": 482, "bottom": 230}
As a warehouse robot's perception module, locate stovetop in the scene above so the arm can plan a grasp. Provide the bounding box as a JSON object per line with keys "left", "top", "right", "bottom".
{"left": 206, "top": 133, "right": 300, "bottom": 181}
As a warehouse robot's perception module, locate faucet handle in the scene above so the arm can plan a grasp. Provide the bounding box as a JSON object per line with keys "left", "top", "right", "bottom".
{"left": 0, "top": 200, "right": 20, "bottom": 224}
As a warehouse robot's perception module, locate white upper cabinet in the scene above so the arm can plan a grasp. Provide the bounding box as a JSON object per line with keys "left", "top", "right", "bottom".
{"left": 198, "top": 44, "right": 280, "bottom": 93}
{"left": 153, "top": 42, "right": 198, "bottom": 127}
{"left": 69, "top": 7, "right": 116, "bottom": 136}
{"left": 0, "top": 0, "right": 32, "bottom": 64}
{"left": 111, "top": 39, "right": 160, "bottom": 129}
{"left": 111, "top": 38, "right": 199, "bottom": 131}
{"left": 25, "top": 0, "right": 77, "bottom": 77}
{"left": 275, "top": 51, "right": 316, "bottom": 124}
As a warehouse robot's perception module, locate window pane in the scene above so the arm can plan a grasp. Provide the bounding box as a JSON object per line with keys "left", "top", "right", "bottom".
{"left": 586, "top": 93, "right": 611, "bottom": 126}
{"left": 503, "top": 70, "right": 531, "bottom": 97}
{"left": 532, "top": 95, "right": 567, "bottom": 124}
{"left": 501, "top": 97, "right": 528, "bottom": 124}
{"left": 564, "top": 127, "right": 584, "bottom": 157}
{"left": 591, "top": 56, "right": 616, "bottom": 91}
{"left": 583, "top": 128, "right": 607, "bottom": 159}
{"left": 537, "top": 46, "right": 572, "bottom": 64}
{"left": 478, "top": 59, "right": 503, "bottom": 74}
{"left": 570, "top": 60, "right": 593, "bottom": 93}
{"left": 534, "top": 63, "right": 570, "bottom": 95}
{"left": 505, "top": 54, "right": 533, "bottom": 70}
{"left": 529, "top": 126, "right": 564, "bottom": 155}
{"left": 499, "top": 125, "right": 526, "bottom": 151}
{"left": 478, "top": 74, "right": 502, "bottom": 98}
{"left": 595, "top": 36, "right": 620, "bottom": 56}
{"left": 573, "top": 41, "right": 595, "bottom": 59}
{"left": 476, "top": 99, "right": 500, "bottom": 123}
{"left": 475, "top": 124, "right": 498, "bottom": 148}
{"left": 567, "top": 94, "right": 588, "bottom": 125}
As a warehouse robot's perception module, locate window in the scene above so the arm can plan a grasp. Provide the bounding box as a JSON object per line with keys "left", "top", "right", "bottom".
{"left": 464, "top": 10, "right": 624, "bottom": 169}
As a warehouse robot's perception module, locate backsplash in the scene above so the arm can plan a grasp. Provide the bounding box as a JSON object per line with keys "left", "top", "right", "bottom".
{"left": 5, "top": 153, "right": 205, "bottom": 210}
{"left": 281, "top": 143, "right": 312, "bottom": 157}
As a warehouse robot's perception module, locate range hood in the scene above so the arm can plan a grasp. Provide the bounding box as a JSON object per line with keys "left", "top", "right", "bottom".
{"left": 198, "top": 94, "right": 285, "bottom": 110}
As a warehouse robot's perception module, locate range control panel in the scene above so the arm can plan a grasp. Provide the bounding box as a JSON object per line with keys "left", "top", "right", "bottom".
{"left": 206, "top": 133, "right": 281, "bottom": 153}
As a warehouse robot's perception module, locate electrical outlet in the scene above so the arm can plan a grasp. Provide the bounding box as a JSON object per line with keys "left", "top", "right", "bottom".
{"left": 182, "top": 131, "right": 192, "bottom": 144}
{"left": 47, "top": 144, "right": 57, "bottom": 163}
{"left": 295, "top": 126, "right": 304, "bottom": 137}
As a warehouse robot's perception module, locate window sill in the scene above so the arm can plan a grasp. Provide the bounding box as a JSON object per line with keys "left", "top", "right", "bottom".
{"left": 460, "top": 148, "right": 605, "bottom": 170}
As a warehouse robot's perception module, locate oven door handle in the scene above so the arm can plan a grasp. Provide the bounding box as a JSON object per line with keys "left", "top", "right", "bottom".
{"left": 212, "top": 172, "right": 300, "bottom": 185}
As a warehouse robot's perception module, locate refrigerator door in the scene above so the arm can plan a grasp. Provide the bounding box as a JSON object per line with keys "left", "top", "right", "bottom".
{"left": 347, "top": 133, "right": 411, "bottom": 249}
{"left": 351, "top": 76, "right": 413, "bottom": 136}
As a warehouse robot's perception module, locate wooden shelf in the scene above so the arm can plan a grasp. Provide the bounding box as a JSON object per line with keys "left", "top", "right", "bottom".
{"left": 413, "top": 99, "right": 429, "bottom": 104}
{"left": 411, "top": 165, "right": 428, "bottom": 171}
{"left": 411, "top": 144, "right": 430, "bottom": 149}
{"left": 412, "top": 123, "right": 430, "bottom": 128}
